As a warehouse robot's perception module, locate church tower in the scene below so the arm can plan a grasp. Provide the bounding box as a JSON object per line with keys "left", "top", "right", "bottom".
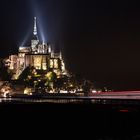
{"left": 31, "top": 17, "right": 39, "bottom": 53}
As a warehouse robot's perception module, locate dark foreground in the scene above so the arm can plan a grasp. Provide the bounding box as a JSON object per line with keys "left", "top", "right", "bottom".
{"left": 1, "top": 98, "right": 140, "bottom": 140}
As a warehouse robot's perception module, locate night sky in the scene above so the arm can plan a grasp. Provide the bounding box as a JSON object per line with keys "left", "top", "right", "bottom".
{"left": 1, "top": 0, "right": 140, "bottom": 90}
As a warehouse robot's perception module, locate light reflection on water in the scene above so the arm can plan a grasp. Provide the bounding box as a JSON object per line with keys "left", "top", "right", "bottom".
{"left": 0, "top": 98, "right": 87, "bottom": 104}
{"left": 0, "top": 97, "right": 140, "bottom": 105}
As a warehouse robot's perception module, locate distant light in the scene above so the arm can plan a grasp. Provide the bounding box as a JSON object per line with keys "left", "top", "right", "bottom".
{"left": 60, "top": 90, "right": 68, "bottom": 93}
{"left": 24, "top": 88, "right": 32, "bottom": 95}
{"left": 92, "top": 90, "right": 97, "bottom": 93}
{"left": 119, "top": 109, "right": 129, "bottom": 113}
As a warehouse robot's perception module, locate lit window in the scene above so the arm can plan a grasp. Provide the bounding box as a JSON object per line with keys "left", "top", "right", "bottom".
{"left": 50, "top": 59, "right": 54, "bottom": 68}
{"left": 34, "top": 56, "right": 42, "bottom": 69}
{"left": 54, "top": 59, "right": 58, "bottom": 69}
{"left": 42, "top": 63, "right": 47, "bottom": 70}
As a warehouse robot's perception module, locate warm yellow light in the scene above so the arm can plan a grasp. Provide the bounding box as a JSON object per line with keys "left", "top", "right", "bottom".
{"left": 70, "top": 84, "right": 73, "bottom": 87}
{"left": 24, "top": 87, "right": 32, "bottom": 95}
{"left": 50, "top": 59, "right": 53, "bottom": 68}
{"left": 54, "top": 59, "right": 58, "bottom": 69}
{"left": 33, "top": 56, "right": 42, "bottom": 69}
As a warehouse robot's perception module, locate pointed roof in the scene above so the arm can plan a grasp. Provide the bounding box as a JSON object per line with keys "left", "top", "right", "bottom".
{"left": 33, "top": 17, "right": 37, "bottom": 35}
{"left": 32, "top": 17, "right": 39, "bottom": 40}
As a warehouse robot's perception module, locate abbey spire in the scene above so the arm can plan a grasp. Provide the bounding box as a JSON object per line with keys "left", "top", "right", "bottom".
{"left": 31, "top": 17, "right": 39, "bottom": 52}
{"left": 33, "top": 17, "right": 37, "bottom": 35}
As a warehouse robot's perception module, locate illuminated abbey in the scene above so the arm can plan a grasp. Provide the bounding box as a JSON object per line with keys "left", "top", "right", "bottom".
{"left": 5, "top": 17, "right": 67, "bottom": 79}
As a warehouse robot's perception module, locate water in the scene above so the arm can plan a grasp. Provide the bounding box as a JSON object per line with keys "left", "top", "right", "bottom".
{"left": 0, "top": 96, "right": 140, "bottom": 139}
{"left": 1, "top": 96, "right": 140, "bottom": 105}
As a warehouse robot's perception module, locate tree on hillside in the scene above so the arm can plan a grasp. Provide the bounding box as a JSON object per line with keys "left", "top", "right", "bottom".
{"left": 0, "top": 59, "right": 12, "bottom": 81}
